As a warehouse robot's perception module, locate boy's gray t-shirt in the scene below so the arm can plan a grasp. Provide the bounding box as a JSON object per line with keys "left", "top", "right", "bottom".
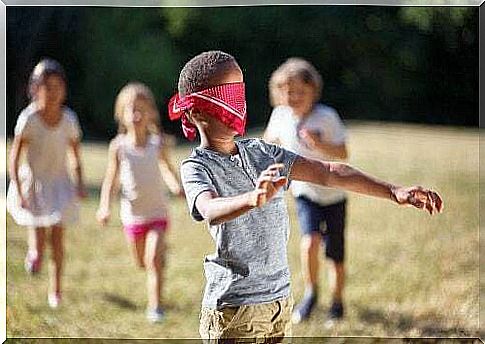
{"left": 181, "top": 138, "right": 298, "bottom": 309}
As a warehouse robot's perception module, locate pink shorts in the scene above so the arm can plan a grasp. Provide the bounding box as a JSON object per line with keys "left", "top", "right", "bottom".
{"left": 123, "top": 218, "right": 169, "bottom": 241}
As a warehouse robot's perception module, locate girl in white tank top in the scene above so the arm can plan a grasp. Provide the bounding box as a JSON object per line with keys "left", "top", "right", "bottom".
{"left": 96, "top": 82, "right": 183, "bottom": 323}
{"left": 117, "top": 133, "right": 169, "bottom": 225}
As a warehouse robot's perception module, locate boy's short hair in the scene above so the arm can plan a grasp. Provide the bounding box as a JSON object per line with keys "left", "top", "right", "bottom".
{"left": 269, "top": 57, "right": 323, "bottom": 107}
{"left": 178, "top": 50, "right": 239, "bottom": 96}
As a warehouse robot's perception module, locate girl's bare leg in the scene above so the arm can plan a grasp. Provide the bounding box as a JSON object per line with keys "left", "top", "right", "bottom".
{"left": 26, "top": 227, "right": 46, "bottom": 273}
{"left": 144, "top": 229, "right": 165, "bottom": 310}
{"left": 49, "top": 225, "right": 64, "bottom": 296}
{"left": 129, "top": 234, "right": 146, "bottom": 269}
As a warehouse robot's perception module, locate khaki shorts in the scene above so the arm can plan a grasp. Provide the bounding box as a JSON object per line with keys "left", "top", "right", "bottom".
{"left": 199, "top": 296, "right": 293, "bottom": 343}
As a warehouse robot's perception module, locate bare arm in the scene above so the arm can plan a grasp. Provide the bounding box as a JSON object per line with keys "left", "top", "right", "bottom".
{"left": 158, "top": 144, "right": 183, "bottom": 196}
{"left": 96, "top": 139, "right": 120, "bottom": 224}
{"left": 194, "top": 164, "right": 286, "bottom": 226}
{"left": 291, "top": 156, "right": 392, "bottom": 198}
{"left": 69, "top": 139, "right": 87, "bottom": 198}
{"left": 8, "top": 135, "right": 27, "bottom": 207}
{"left": 314, "top": 141, "right": 347, "bottom": 160}
{"left": 262, "top": 129, "right": 281, "bottom": 145}
{"left": 195, "top": 190, "right": 259, "bottom": 226}
{"left": 299, "top": 129, "right": 348, "bottom": 160}
{"left": 290, "top": 156, "right": 443, "bottom": 214}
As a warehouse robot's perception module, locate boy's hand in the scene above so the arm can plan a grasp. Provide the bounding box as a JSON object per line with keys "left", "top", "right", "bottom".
{"left": 96, "top": 208, "right": 111, "bottom": 225}
{"left": 251, "top": 164, "right": 287, "bottom": 207}
{"left": 299, "top": 129, "right": 321, "bottom": 149}
{"left": 391, "top": 186, "right": 443, "bottom": 215}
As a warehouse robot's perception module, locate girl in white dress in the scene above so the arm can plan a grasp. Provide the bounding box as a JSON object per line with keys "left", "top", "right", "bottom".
{"left": 7, "top": 58, "right": 86, "bottom": 308}
{"left": 96, "top": 82, "right": 183, "bottom": 323}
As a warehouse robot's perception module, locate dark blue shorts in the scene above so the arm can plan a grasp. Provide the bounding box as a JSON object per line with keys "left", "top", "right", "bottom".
{"left": 295, "top": 196, "right": 347, "bottom": 263}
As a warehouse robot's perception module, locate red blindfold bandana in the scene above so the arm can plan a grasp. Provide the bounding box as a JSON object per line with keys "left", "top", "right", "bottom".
{"left": 168, "top": 82, "right": 247, "bottom": 141}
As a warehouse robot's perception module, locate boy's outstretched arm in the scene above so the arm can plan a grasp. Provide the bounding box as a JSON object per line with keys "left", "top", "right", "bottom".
{"left": 290, "top": 156, "right": 443, "bottom": 215}
{"left": 194, "top": 164, "right": 287, "bottom": 226}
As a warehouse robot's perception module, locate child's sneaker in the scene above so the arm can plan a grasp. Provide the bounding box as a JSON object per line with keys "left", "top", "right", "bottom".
{"left": 47, "top": 292, "right": 62, "bottom": 309}
{"left": 24, "top": 252, "right": 41, "bottom": 275}
{"left": 291, "top": 290, "right": 318, "bottom": 324}
{"left": 146, "top": 307, "right": 165, "bottom": 323}
{"left": 327, "top": 300, "right": 344, "bottom": 320}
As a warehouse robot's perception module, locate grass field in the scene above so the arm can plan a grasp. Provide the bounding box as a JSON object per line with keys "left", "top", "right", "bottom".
{"left": 5, "top": 122, "right": 481, "bottom": 340}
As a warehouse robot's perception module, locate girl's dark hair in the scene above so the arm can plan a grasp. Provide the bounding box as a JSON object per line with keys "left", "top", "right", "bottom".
{"left": 28, "top": 58, "right": 67, "bottom": 99}
{"left": 178, "top": 50, "right": 239, "bottom": 96}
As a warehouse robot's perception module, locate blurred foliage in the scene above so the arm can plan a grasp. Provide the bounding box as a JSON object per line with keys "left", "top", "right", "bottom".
{"left": 7, "top": 6, "right": 478, "bottom": 140}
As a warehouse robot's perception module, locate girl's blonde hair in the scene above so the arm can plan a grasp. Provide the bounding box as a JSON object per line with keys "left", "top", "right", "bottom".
{"left": 114, "top": 82, "right": 161, "bottom": 134}
{"left": 268, "top": 57, "right": 323, "bottom": 107}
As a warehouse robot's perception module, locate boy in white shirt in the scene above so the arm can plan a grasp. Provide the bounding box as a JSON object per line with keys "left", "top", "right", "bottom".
{"left": 264, "top": 58, "right": 349, "bottom": 323}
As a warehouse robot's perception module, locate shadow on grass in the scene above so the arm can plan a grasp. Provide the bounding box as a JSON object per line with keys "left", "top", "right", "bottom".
{"left": 84, "top": 184, "right": 101, "bottom": 199}
{"left": 101, "top": 292, "right": 138, "bottom": 310}
{"left": 356, "top": 306, "right": 478, "bottom": 338}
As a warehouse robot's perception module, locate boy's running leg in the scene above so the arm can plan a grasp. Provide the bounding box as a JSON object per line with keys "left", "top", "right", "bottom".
{"left": 327, "top": 261, "right": 345, "bottom": 319}
{"left": 323, "top": 200, "right": 346, "bottom": 321}
{"left": 293, "top": 196, "right": 326, "bottom": 323}
{"left": 292, "top": 232, "right": 320, "bottom": 323}
{"left": 302, "top": 233, "right": 321, "bottom": 290}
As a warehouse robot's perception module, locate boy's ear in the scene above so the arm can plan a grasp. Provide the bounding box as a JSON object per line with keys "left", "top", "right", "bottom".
{"left": 189, "top": 111, "right": 209, "bottom": 126}
{"left": 185, "top": 111, "right": 195, "bottom": 124}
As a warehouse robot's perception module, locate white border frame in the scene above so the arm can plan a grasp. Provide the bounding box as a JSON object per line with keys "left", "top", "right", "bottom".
{"left": 1, "top": 2, "right": 482, "bottom": 343}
